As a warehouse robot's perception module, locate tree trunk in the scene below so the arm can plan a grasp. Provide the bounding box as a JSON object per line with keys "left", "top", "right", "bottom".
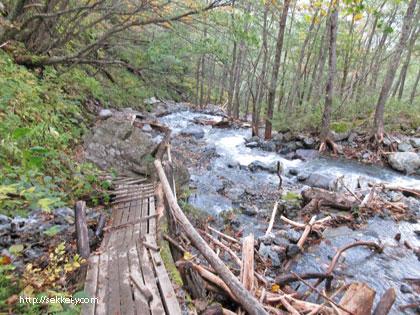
{"left": 195, "top": 57, "right": 201, "bottom": 106}
{"left": 218, "top": 65, "right": 228, "bottom": 105}
{"left": 319, "top": 1, "right": 338, "bottom": 152}
{"left": 206, "top": 58, "right": 216, "bottom": 107}
{"left": 199, "top": 55, "right": 206, "bottom": 109}
{"left": 340, "top": 14, "right": 355, "bottom": 95}
{"left": 409, "top": 66, "right": 420, "bottom": 104}
{"left": 264, "top": 0, "right": 290, "bottom": 140}
{"left": 285, "top": 9, "right": 318, "bottom": 113}
{"left": 373, "top": 0, "right": 418, "bottom": 141}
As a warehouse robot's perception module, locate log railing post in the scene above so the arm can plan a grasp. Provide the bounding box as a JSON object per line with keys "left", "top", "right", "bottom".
{"left": 75, "top": 201, "right": 90, "bottom": 259}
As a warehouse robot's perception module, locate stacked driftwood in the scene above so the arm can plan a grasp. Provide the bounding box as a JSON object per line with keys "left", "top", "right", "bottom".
{"left": 152, "top": 137, "right": 417, "bottom": 314}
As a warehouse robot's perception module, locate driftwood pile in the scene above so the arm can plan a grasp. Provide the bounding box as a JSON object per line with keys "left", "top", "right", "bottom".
{"left": 152, "top": 136, "right": 420, "bottom": 314}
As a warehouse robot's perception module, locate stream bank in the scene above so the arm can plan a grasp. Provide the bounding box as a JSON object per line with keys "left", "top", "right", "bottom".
{"left": 155, "top": 102, "right": 420, "bottom": 313}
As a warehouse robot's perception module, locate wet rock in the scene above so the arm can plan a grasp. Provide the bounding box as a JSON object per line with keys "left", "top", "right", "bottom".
{"left": 227, "top": 187, "right": 244, "bottom": 200}
{"left": 174, "top": 162, "right": 190, "bottom": 193}
{"left": 258, "top": 234, "right": 274, "bottom": 245}
{"left": 383, "top": 137, "right": 392, "bottom": 146}
{"left": 0, "top": 214, "right": 11, "bottom": 225}
{"left": 304, "top": 173, "right": 335, "bottom": 189}
{"left": 83, "top": 118, "right": 154, "bottom": 176}
{"left": 400, "top": 284, "right": 412, "bottom": 294}
{"left": 398, "top": 141, "right": 413, "bottom": 152}
{"left": 329, "top": 174, "right": 360, "bottom": 193}
{"left": 388, "top": 152, "right": 420, "bottom": 175}
{"left": 248, "top": 161, "right": 279, "bottom": 173}
{"left": 348, "top": 132, "right": 358, "bottom": 143}
{"left": 246, "top": 136, "right": 262, "bottom": 144}
{"left": 227, "top": 161, "right": 239, "bottom": 168}
{"left": 268, "top": 250, "right": 282, "bottom": 268}
{"left": 303, "top": 138, "right": 315, "bottom": 149}
{"left": 410, "top": 138, "right": 420, "bottom": 148}
{"left": 297, "top": 172, "right": 310, "bottom": 182}
{"left": 142, "top": 124, "right": 152, "bottom": 132}
{"left": 289, "top": 168, "right": 299, "bottom": 176}
{"left": 245, "top": 141, "right": 260, "bottom": 148}
{"left": 99, "top": 109, "right": 113, "bottom": 119}
{"left": 273, "top": 237, "right": 289, "bottom": 247}
{"left": 331, "top": 130, "right": 350, "bottom": 142}
{"left": 262, "top": 141, "right": 276, "bottom": 152}
{"left": 414, "top": 230, "right": 420, "bottom": 238}
{"left": 283, "top": 229, "right": 301, "bottom": 244}
{"left": 285, "top": 141, "right": 298, "bottom": 151}
{"left": 273, "top": 133, "right": 284, "bottom": 145}
{"left": 258, "top": 243, "right": 268, "bottom": 258}
{"left": 283, "top": 132, "right": 294, "bottom": 142}
{"left": 323, "top": 226, "right": 353, "bottom": 238}
{"left": 180, "top": 125, "right": 204, "bottom": 138}
{"left": 286, "top": 244, "right": 302, "bottom": 258}
{"left": 296, "top": 149, "right": 318, "bottom": 160}
{"left": 242, "top": 208, "right": 257, "bottom": 216}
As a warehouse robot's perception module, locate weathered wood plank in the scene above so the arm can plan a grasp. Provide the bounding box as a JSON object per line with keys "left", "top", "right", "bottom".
{"left": 148, "top": 196, "right": 156, "bottom": 235}
{"left": 81, "top": 254, "right": 99, "bottom": 315}
{"left": 137, "top": 240, "right": 165, "bottom": 315}
{"left": 141, "top": 197, "right": 148, "bottom": 237}
{"left": 107, "top": 246, "right": 121, "bottom": 315}
{"left": 128, "top": 241, "right": 151, "bottom": 315}
{"left": 132, "top": 199, "right": 143, "bottom": 241}
{"left": 95, "top": 251, "right": 109, "bottom": 315}
{"left": 117, "top": 243, "right": 135, "bottom": 314}
{"left": 146, "top": 235, "right": 181, "bottom": 315}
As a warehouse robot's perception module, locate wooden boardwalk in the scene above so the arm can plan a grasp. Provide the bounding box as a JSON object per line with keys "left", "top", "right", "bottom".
{"left": 82, "top": 181, "right": 181, "bottom": 315}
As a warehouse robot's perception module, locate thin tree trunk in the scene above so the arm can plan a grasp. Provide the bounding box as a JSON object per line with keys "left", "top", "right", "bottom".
{"left": 206, "top": 58, "right": 216, "bottom": 106}
{"left": 409, "top": 66, "right": 420, "bottom": 104}
{"left": 195, "top": 56, "right": 201, "bottom": 106}
{"left": 340, "top": 14, "right": 355, "bottom": 95}
{"left": 265, "top": 0, "right": 290, "bottom": 140}
{"left": 373, "top": 0, "right": 418, "bottom": 140}
{"left": 218, "top": 65, "right": 228, "bottom": 105}
{"left": 199, "top": 54, "right": 206, "bottom": 109}
{"left": 285, "top": 9, "right": 318, "bottom": 113}
{"left": 319, "top": 1, "right": 338, "bottom": 152}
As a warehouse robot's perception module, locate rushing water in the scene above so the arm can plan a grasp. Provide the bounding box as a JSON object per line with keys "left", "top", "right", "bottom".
{"left": 158, "top": 105, "right": 420, "bottom": 313}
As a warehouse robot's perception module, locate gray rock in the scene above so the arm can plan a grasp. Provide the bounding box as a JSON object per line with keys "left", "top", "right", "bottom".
{"left": 247, "top": 136, "right": 262, "bottom": 144}
{"left": 296, "top": 149, "right": 318, "bottom": 160}
{"left": 268, "top": 250, "right": 282, "bottom": 268}
{"left": 289, "top": 168, "right": 299, "bottom": 176}
{"left": 383, "top": 138, "right": 392, "bottom": 146}
{"left": 0, "top": 214, "right": 11, "bottom": 225}
{"left": 273, "top": 237, "right": 289, "bottom": 247}
{"left": 284, "top": 229, "right": 301, "bottom": 244}
{"left": 400, "top": 284, "right": 412, "bottom": 294}
{"left": 142, "top": 124, "right": 152, "bottom": 132}
{"left": 99, "top": 109, "right": 113, "bottom": 119}
{"left": 285, "top": 141, "right": 298, "bottom": 152}
{"left": 348, "top": 132, "right": 358, "bottom": 143}
{"left": 330, "top": 174, "right": 360, "bottom": 193}
{"left": 304, "top": 173, "right": 335, "bottom": 189}
{"left": 398, "top": 141, "right": 413, "bottom": 152}
{"left": 286, "top": 244, "right": 302, "bottom": 258}
{"left": 283, "top": 132, "right": 294, "bottom": 142}
{"left": 258, "top": 243, "right": 268, "bottom": 258}
{"left": 323, "top": 226, "right": 353, "bottom": 238}
{"left": 83, "top": 118, "right": 154, "bottom": 176}
{"left": 180, "top": 126, "right": 204, "bottom": 138}
{"left": 331, "top": 130, "right": 350, "bottom": 142}
{"left": 258, "top": 235, "right": 274, "bottom": 245}
{"left": 273, "top": 133, "right": 284, "bottom": 145}
{"left": 303, "top": 138, "right": 315, "bottom": 149}
{"left": 245, "top": 141, "right": 260, "bottom": 148}
{"left": 410, "top": 138, "right": 420, "bottom": 148}
{"left": 248, "top": 161, "right": 281, "bottom": 174}
{"left": 262, "top": 141, "right": 276, "bottom": 152}
{"left": 388, "top": 152, "right": 420, "bottom": 175}
{"left": 297, "top": 173, "right": 310, "bottom": 182}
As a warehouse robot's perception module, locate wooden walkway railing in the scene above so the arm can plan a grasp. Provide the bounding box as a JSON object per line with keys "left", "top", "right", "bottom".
{"left": 81, "top": 180, "right": 181, "bottom": 315}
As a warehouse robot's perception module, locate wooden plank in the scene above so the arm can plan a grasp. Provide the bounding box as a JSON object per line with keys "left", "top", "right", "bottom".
{"left": 107, "top": 246, "right": 121, "bottom": 315}
{"left": 141, "top": 197, "right": 148, "bottom": 237}
{"left": 81, "top": 255, "right": 99, "bottom": 315}
{"left": 127, "top": 241, "right": 151, "bottom": 315}
{"left": 95, "top": 251, "right": 109, "bottom": 315}
{"left": 106, "top": 202, "right": 127, "bottom": 315}
{"left": 148, "top": 196, "right": 156, "bottom": 235}
{"left": 146, "top": 235, "right": 181, "bottom": 315}
{"left": 112, "top": 203, "right": 126, "bottom": 228}
{"left": 137, "top": 240, "right": 165, "bottom": 315}
{"left": 132, "top": 199, "right": 143, "bottom": 241}
{"left": 117, "top": 242, "right": 135, "bottom": 314}
{"left": 339, "top": 282, "right": 376, "bottom": 315}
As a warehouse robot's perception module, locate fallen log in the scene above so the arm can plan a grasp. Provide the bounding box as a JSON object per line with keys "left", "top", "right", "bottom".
{"left": 155, "top": 159, "right": 268, "bottom": 315}
{"left": 75, "top": 201, "right": 90, "bottom": 259}
{"left": 240, "top": 234, "right": 254, "bottom": 292}
{"left": 300, "top": 188, "right": 358, "bottom": 218}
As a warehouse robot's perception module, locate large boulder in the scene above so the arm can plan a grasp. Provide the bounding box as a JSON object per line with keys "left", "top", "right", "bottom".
{"left": 83, "top": 118, "right": 154, "bottom": 176}
{"left": 296, "top": 149, "right": 318, "bottom": 160}
{"left": 304, "top": 173, "right": 335, "bottom": 189}
{"left": 388, "top": 152, "right": 420, "bottom": 175}
{"left": 410, "top": 138, "right": 420, "bottom": 148}
{"left": 331, "top": 130, "right": 350, "bottom": 142}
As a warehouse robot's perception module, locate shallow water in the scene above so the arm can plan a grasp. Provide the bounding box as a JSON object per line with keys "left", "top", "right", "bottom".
{"left": 158, "top": 105, "right": 420, "bottom": 313}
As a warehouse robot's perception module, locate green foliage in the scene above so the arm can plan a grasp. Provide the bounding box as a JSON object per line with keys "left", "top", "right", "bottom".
{"left": 330, "top": 121, "right": 351, "bottom": 133}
